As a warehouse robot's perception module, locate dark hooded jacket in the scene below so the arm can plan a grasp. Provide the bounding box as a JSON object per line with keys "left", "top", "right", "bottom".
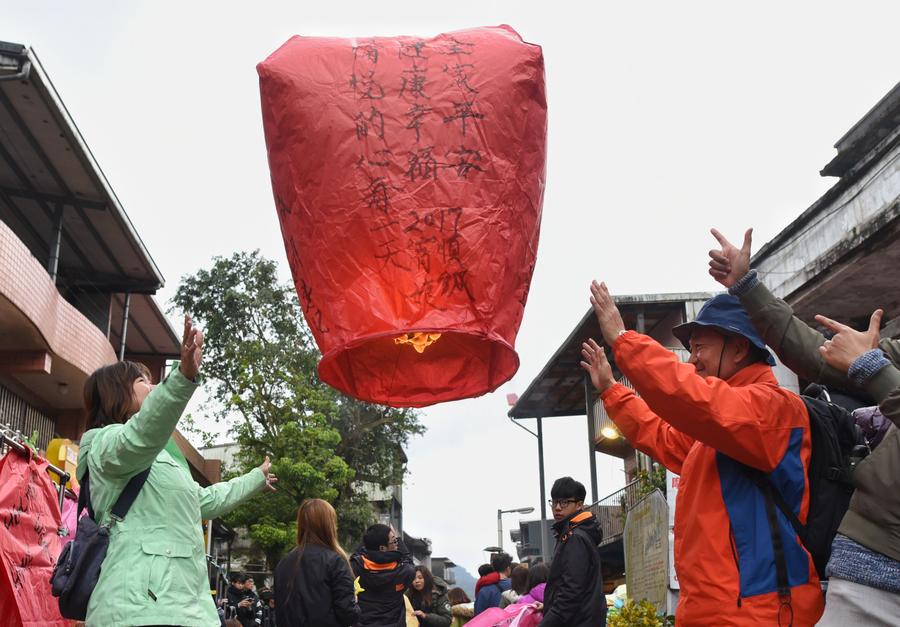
{"left": 274, "top": 543, "right": 360, "bottom": 627}
{"left": 351, "top": 540, "right": 416, "bottom": 627}
{"left": 539, "top": 510, "right": 606, "bottom": 627}
{"left": 737, "top": 276, "right": 900, "bottom": 563}
{"left": 226, "top": 584, "right": 262, "bottom": 627}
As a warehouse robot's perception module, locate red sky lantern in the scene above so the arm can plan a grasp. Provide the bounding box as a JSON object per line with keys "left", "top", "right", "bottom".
{"left": 258, "top": 25, "right": 546, "bottom": 407}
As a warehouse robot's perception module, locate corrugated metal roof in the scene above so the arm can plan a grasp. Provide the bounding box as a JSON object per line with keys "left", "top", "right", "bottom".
{"left": 508, "top": 293, "right": 714, "bottom": 419}
{"left": 0, "top": 41, "right": 179, "bottom": 358}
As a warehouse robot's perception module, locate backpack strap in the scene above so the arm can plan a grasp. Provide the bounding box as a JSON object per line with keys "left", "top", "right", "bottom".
{"left": 763, "top": 478, "right": 806, "bottom": 543}
{"left": 743, "top": 468, "right": 796, "bottom": 626}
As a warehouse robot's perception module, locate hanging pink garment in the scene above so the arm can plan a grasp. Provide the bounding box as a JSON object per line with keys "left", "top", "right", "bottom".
{"left": 0, "top": 450, "right": 67, "bottom": 626}
{"left": 58, "top": 487, "right": 81, "bottom": 549}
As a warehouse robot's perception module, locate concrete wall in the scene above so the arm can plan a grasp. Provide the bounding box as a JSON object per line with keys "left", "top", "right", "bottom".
{"left": 755, "top": 142, "right": 900, "bottom": 299}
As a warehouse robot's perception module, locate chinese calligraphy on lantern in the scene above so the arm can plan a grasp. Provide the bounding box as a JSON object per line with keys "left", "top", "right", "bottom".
{"left": 350, "top": 36, "right": 488, "bottom": 311}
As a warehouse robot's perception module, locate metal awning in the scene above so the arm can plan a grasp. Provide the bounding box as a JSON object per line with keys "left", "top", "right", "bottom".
{"left": 0, "top": 41, "right": 178, "bottom": 360}
{"left": 0, "top": 41, "right": 163, "bottom": 293}
{"left": 508, "top": 292, "right": 715, "bottom": 420}
{"left": 507, "top": 290, "right": 714, "bottom": 540}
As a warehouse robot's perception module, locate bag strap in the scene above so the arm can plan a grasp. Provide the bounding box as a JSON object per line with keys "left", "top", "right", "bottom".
{"left": 742, "top": 468, "right": 795, "bottom": 626}
{"left": 77, "top": 467, "right": 93, "bottom": 519}
{"left": 743, "top": 467, "right": 807, "bottom": 542}
{"left": 77, "top": 466, "right": 151, "bottom": 523}
{"left": 758, "top": 482, "right": 791, "bottom": 594}
{"left": 110, "top": 467, "right": 152, "bottom": 521}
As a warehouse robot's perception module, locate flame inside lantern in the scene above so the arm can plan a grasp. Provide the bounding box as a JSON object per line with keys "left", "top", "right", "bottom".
{"left": 394, "top": 332, "right": 442, "bottom": 354}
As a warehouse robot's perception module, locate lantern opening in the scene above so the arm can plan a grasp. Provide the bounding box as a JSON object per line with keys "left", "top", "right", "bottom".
{"left": 318, "top": 330, "right": 519, "bottom": 408}
{"left": 394, "top": 332, "right": 442, "bottom": 353}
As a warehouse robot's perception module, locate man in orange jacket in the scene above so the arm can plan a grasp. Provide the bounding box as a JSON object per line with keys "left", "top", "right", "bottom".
{"left": 581, "top": 281, "right": 824, "bottom": 626}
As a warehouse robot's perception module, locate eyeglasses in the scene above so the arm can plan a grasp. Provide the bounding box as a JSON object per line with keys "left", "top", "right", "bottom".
{"left": 548, "top": 498, "right": 579, "bottom": 508}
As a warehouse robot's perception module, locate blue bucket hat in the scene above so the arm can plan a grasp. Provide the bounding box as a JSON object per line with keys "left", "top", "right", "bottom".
{"left": 672, "top": 294, "right": 776, "bottom": 366}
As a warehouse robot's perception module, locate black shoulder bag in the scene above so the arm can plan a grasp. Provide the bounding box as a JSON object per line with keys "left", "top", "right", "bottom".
{"left": 50, "top": 466, "right": 151, "bottom": 620}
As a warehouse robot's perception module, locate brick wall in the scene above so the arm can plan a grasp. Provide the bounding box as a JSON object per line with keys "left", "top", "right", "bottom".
{"left": 0, "top": 219, "right": 116, "bottom": 377}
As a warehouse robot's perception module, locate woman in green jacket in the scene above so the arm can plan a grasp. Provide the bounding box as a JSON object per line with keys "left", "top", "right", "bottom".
{"left": 76, "top": 315, "right": 277, "bottom": 626}
{"left": 407, "top": 566, "right": 452, "bottom": 627}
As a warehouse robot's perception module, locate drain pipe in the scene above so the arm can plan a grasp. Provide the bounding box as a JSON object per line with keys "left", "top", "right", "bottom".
{"left": 118, "top": 293, "right": 131, "bottom": 361}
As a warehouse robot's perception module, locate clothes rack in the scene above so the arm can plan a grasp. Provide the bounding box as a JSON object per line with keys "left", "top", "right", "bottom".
{"left": 0, "top": 422, "right": 70, "bottom": 515}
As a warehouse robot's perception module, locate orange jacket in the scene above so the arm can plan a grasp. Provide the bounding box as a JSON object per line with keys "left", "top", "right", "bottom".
{"left": 601, "top": 331, "right": 824, "bottom": 626}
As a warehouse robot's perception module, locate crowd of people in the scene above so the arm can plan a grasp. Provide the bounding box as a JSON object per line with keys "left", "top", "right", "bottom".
{"left": 261, "top": 475, "right": 605, "bottom": 627}
{"left": 68, "top": 225, "right": 899, "bottom": 626}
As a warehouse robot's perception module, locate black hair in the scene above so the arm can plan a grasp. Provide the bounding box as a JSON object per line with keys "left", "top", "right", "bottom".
{"left": 410, "top": 565, "right": 435, "bottom": 608}
{"left": 477, "top": 563, "right": 494, "bottom": 577}
{"left": 363, "top": 523, "right": 392, "bottom": 551}
{"left": 84, "top": 360, "right": 153, "bottom": 427}
{"left": 526, "top": 563, "right": 550, "bottom": 590}
{"left": 550, "top": 476, "right": 586, "bottom": 502}
{"left": 510, "top": 564, "right": 530, "bottom": 595}
{"left": 491, "top": 552, "right": 512, "bottom": 574}
{"left": 229, "top": 571, "right": 245, "bottom": 583}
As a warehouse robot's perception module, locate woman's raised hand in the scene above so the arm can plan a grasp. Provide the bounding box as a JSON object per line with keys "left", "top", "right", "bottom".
{"left": 179, "top": 314, "right": 204, "bottom": 381}
{"left": 259, "top": 456, "right": 278, "bottom": 492}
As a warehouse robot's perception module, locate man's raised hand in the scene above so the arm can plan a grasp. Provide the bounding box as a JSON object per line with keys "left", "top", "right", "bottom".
{"left": 709, "top": 228, "right": 753, "bottom": 288}
{"left": 816, "top": 309, "right": 884, "bottom": 373}
{"left": 589, "top": 281, "right": 626, "bottom": 346}
{"left": 581, "top": 339, "right": 617, "bottom": 394}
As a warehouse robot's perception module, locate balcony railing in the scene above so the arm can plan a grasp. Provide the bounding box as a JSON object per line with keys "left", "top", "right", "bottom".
{"left": 591, "top": 479, "right": 644, "bottom": 546}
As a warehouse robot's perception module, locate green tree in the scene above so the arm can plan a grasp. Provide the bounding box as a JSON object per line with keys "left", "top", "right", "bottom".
{"left": 171, "top": 251, "right": 424, "bottom": 567}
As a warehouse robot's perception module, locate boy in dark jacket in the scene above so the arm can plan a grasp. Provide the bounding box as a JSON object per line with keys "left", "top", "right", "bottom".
{"left": 351, "top": 524, "right": 416, "bottom": 627}
{"left": 225, "top": 573, "right": 261, "bottom": 626}
{"left": 236, "top": 574, "right": 263, "bottom": 627}
{"left": 225, "top": 572, "right": 245, "bottom": 616}
{"left": 539, "top": 477, "right": 606, "bottom": 627}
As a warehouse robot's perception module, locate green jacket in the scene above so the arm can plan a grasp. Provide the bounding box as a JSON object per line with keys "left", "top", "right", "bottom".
{"left": 740, "top": 280, "right": 900, "bottom": 561}
{"left": 408, "top": 577, "right": 452, "bottom": 627}
{"left": 76, "top": 366, "right": 265, "bottom": 626}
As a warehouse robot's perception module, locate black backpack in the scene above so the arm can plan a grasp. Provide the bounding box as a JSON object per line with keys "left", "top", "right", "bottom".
{"left": 49, "top": 466, "right": 150, "bottom": 619}
{"left": 745, "top": 386, "right": 868, "bottom": 588}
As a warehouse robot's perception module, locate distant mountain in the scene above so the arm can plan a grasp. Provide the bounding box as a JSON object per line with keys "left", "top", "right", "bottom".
{"left": 450, "top": 565, "right": 477, "bottom": 599}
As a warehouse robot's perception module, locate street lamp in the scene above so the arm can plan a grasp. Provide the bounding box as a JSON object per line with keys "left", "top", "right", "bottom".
{"left": 497, "top": 506, "right": 535, "bottom": 552}
{"left": 600, "top": 425, "right": 620, "bottom": 439}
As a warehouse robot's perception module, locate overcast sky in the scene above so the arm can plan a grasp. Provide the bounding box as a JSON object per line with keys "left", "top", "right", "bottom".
{"left": 7, "top": 1, "right": 900, "bottom": 576}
